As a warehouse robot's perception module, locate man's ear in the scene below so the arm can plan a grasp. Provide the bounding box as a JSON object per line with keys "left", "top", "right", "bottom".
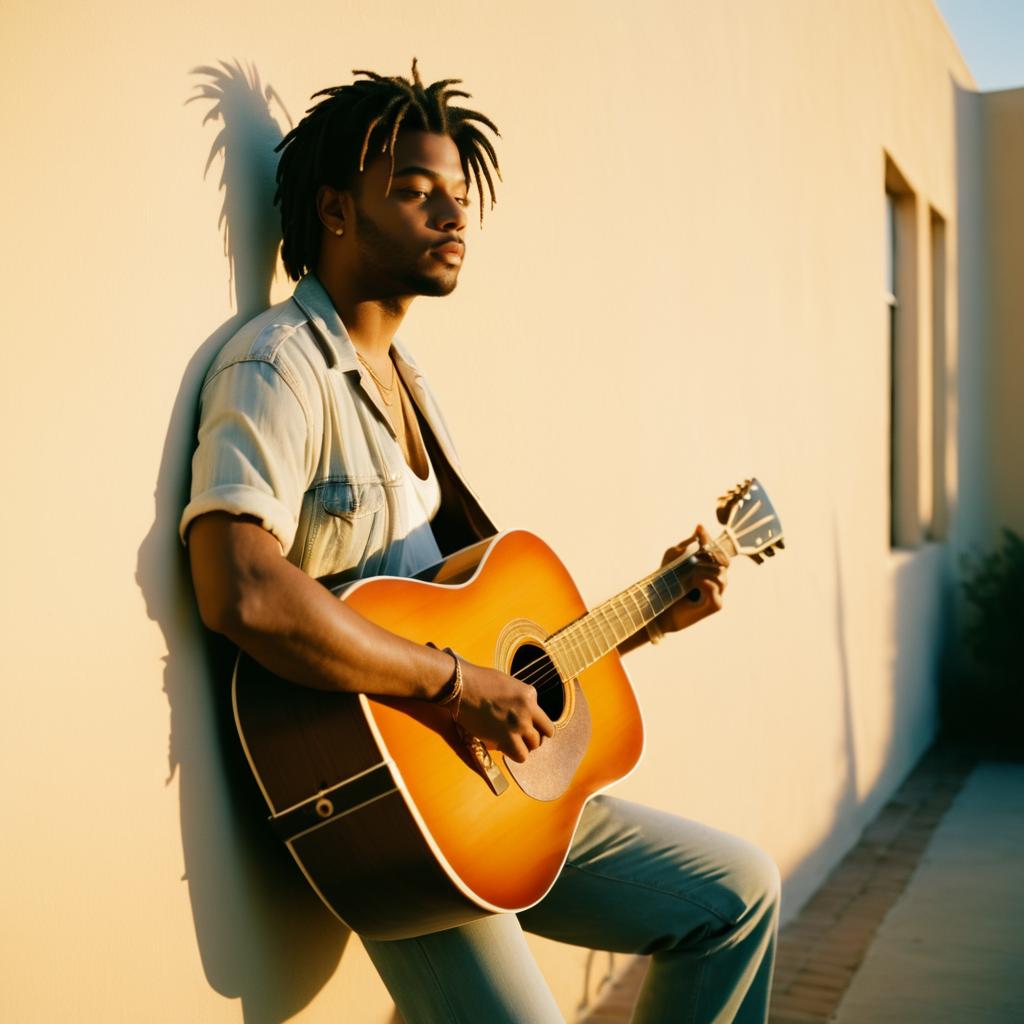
{"left": 316, "top": 185, "right": 349, "bottom": 238}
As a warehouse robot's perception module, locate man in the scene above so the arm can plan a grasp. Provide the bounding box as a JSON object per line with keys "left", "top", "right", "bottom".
{"left": 182, "top": 62, "right": 779, "bottom": 1023}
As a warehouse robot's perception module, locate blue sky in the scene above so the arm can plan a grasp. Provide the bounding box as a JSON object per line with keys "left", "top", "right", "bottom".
{"left": 935, "top": 0, "right": 1024, "bottom": 90}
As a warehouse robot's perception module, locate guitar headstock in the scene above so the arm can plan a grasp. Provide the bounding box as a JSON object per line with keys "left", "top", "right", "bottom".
{"left": 715, "top": 478, "right": 785, "bottom": 564}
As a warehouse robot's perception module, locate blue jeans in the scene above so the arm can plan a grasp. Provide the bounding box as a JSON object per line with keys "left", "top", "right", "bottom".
{"left": 363, "top": 796, "right": 780, "bottom": 1023}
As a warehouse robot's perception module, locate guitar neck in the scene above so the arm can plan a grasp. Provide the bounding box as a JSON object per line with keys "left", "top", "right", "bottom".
{"left": 548, "top": 530, "right": 736, "bottom": 679}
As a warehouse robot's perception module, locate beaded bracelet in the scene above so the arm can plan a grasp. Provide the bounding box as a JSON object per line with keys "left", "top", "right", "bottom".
{"left": 431, "top": 646, "right": 464, "bottom": 721}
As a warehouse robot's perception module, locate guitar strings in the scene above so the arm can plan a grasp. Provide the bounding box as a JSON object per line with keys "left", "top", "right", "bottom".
{"left": 505, "top": 564, "right": 685, "bottom": 699}
{"left": 450, "top": 522, "right": 774, "bottom": 706}
{"left": 445, "top": 509, "right": 780, "bottom": 728}
{"left": 503, "top": 531, "right": 744, "bottom": 701}
{"left": 511, "top": 559, "right": 695, "bottom": 697}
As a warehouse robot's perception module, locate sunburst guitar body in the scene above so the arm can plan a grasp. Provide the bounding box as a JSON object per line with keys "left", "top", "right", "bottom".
{"left": 232, "top": 479, "right": 784, "bottom": 939}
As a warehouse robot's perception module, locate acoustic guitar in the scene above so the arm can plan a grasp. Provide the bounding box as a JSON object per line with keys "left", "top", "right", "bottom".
{"left": 232, "top": 478, "right": 784, "bottom": 939}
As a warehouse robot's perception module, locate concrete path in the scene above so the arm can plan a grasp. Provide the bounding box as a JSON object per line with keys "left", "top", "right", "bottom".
{"left": 580, "top": 745, "right": 1023, "bottom": 1024}
{"left": 833, "top": 761, "right": 1024, "bottom": 1024}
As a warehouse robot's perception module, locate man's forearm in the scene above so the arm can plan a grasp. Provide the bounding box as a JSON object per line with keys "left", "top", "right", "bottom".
{"left": 188, "top": 513, "right": 557, "bottom": 761}
{"left": 228, "top": 566, "right": 454, "bottom": 698}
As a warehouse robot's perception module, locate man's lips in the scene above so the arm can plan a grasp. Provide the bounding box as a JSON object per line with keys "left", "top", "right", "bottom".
{"left": 430, "top": 242, "right": 464, "bottom": 265}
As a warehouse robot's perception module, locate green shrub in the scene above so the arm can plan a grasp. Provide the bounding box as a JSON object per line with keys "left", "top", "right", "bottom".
{"left": 944, "top": 528, "right": 1024, "bottom": 749}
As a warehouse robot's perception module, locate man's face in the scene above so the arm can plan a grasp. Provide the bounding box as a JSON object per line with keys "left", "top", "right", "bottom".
{"left": 347, "top": 130, "right": 470, "bottom": 299}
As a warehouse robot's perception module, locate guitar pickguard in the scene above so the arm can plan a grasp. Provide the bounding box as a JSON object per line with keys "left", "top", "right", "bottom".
{"left": 502, "top": 679, "right": 592, "bottom": 801}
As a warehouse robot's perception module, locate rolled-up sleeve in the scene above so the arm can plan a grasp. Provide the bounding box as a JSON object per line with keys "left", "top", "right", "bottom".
{"left": 179, "top": 358, "right": 313, "bottom": 553}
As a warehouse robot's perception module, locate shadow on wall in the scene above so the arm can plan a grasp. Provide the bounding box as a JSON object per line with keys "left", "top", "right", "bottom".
{"left": 135, "top": 61, "right": 348, "bottom": 1024}
{"left": 773, "top": 510, "right": 862, "bottom": 917}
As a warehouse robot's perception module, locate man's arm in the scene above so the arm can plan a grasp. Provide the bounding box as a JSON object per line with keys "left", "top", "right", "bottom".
{"left": 188, "top": 511, "right": 554, "bottom": 762}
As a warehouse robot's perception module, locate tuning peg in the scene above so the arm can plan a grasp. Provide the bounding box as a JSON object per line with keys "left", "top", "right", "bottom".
{"left": 716, "top": 479, "right": 754, "bottom": 524}
{"left": 717, "top": 481, "right": 742, "bottom": 504}
{"left": 764, "top": 546, "right": 776, "bottom": 558}
{"left": 751, "top": 552, "right": 764, "bottom": 565}
{"left": 776, "top": 539, "right": 786, "bottom": 550}
{"left": 715, "top": 494, "right": 733, "bottom": 524}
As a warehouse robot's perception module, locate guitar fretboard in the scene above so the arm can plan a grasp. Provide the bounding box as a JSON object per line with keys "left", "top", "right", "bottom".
{"left": 548, "top": 532, "right": 733, "bottom": 679}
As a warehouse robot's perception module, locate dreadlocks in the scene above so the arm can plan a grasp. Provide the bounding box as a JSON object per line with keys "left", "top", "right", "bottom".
{"left": 273, "top": 59, "right": 501, "bottom": 282}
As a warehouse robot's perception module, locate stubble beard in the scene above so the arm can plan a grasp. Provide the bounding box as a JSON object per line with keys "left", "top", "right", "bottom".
{"left": 353, "top": 206, "right": 460, "bottom": 301}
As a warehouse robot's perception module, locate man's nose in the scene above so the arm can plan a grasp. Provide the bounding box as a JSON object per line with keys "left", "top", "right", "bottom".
{"left": 434, "top": 192, "right": 468, "bottom": 232}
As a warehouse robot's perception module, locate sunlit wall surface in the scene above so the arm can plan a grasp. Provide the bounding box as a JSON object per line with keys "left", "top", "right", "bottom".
{"left": 982, "top": 89, "right": 1024, "bottom": 534}
{"left": 0, "top": 1, "right": 1000, "bottom": 1020}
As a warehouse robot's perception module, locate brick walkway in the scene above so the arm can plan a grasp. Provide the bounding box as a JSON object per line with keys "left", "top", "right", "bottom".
{"left": 578, "top": 742, "right": 977, "bottom": 1024}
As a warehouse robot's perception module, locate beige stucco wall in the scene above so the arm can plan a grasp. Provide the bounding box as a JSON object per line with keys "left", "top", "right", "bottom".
{"left": 0, "top": 1, "right": 983, "bottom": 1020}
{"left": 980, "top": 87, "right": 1024, "bottom": 537}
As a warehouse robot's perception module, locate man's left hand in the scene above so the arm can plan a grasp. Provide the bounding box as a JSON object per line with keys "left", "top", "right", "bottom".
{"left": 653, "top": 523, "right": 729, "bottom": 636}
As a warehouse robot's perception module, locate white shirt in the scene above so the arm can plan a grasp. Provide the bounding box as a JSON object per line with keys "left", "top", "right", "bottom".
{"left": 392, "top": 452, "right": 444, "bottom": 578}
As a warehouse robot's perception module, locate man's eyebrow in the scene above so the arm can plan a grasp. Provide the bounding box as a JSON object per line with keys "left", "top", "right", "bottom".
{"left": 391, "top": 165, "right": 468, "bottom": 188}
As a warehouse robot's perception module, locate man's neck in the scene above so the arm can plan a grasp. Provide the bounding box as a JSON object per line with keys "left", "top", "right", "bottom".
{"left": 315, "top": 270, "right": 413, "bottom": 361}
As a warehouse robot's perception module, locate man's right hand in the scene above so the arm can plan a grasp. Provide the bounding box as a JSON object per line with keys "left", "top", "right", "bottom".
{"left": 456, "top": 662, "right": 555, "bottom": 764}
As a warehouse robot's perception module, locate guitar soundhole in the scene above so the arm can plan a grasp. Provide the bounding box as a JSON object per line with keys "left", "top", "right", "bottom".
{"left": 509, "top": 643, "right": 565, "bottom": 722}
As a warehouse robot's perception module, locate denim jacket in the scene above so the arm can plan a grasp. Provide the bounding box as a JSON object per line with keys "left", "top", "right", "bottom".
{"left": 180, "top": 274, "right": 496, "bottom": 581}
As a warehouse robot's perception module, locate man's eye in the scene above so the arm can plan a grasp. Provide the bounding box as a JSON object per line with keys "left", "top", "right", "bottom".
{"left": 456, "top": 196, "right": 471, "bottom": 207}
{"left": 401, "top": 189, "right": 428, "bottom": 199}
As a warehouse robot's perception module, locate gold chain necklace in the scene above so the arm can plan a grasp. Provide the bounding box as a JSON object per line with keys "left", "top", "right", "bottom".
{"left": 357, "top": 352, "right": 397, "bottom": 406}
